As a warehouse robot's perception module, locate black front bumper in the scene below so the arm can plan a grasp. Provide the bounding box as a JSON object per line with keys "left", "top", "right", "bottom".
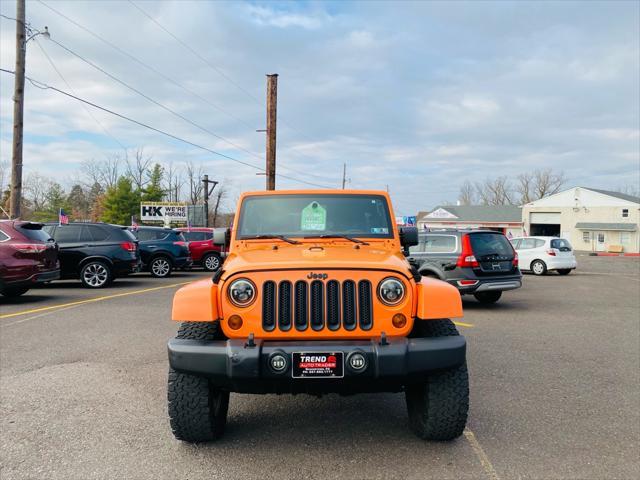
{"left": 168, "top": 336, "right": 466, "bottom": 394}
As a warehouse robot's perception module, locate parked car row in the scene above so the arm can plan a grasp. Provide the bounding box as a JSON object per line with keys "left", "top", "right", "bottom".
{"left": 407, "top": 229, "right": 577, "bottom": 304}
{"left": 0, "top": 221, "right": 224, "bottom": 297}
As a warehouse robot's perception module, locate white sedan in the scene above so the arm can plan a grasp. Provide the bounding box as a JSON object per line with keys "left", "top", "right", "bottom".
{"left": 510, "top": 236, "right": 577, "bottom": 275}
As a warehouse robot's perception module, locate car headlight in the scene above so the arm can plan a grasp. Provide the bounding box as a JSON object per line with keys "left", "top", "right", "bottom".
{"left": 378, "top": 277, "right": 405, "bottom": 306}
{"left": 228, "top": 278, "right": 256, "bottom": 307}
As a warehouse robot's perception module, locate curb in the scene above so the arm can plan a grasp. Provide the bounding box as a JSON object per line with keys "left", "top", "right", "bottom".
{"left": 588, "top": 252, "right": 640, "bottom": 257}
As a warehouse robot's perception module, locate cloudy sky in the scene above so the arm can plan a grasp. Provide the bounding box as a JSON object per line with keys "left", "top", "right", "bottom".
{"left": 0, "top": 0, "right": 638, "bottom": 215}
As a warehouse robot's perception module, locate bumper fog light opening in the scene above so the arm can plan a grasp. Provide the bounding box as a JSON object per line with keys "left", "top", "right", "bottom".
{"left": 347, "top": 351, "right": 367, "bottom": 373}
{"left": 268, "top": 352, "right": 288, "bottom": 373}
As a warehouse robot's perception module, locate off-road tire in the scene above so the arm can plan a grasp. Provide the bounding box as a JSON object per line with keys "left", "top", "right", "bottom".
{"left": 202, "top": 253, "right": 222, "bottom": 272}
{"left": 473, "top": 291, "right": 502, "bottom": 304}
{"left": 405, "top": 319, "right": 469, "bottom": 441}
{"left": 557, "top": 269, "right": 572, "bottom": 275}
{"left": 150, "top": 255, "right": 172, "bottom": 278}
{"left": 80, "top": 261, "right": 112, "bottom": 288}
{"left": 531, "top": 259, "right": 547, "bottom": 276}
{"left": 168, "top": 321, "right": 229, "bottom": 443}
{"left": 1, "top": 286, "right": 30, "bottom": 297}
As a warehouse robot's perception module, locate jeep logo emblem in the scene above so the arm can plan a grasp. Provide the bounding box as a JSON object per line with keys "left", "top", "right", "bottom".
{"left": 307, "top": 272, "right": 328, "bottom": 280}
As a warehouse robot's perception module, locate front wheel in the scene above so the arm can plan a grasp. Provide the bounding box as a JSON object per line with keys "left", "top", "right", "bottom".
{"left": 557, "top": 269, "right": 572, "bottom": 275}
{"left": 168, "top": 321, "right": 229, "bottom": 442}
{"left": 473, "top": 291, "right": 502, "bottom": 304}
{"left": 150, "top": 256, "right": 172, "bottom": 278}
{"left": 406, "top": 363, "right": 469, "bottom": 441}
{"left": 80, "top": 261, "right": 112, "bottom": 288}
{"left": 202, "top": 253, "right": 221, "bottom": 272}
{"left": 1, "top": 286, "right": 30, "bottom": 297}
{"left": 406, "top": 319, "right": 469, "bottom": 440}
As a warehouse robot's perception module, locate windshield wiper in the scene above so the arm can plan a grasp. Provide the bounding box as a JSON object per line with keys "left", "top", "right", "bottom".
{"left": 303, "top": 234, "right": 369, "bottom": 245}
{"left": 243, "top": 234, "right": 300, "bottom": 244}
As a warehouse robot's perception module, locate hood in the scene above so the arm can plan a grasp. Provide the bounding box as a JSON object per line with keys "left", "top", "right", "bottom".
{"left": 222, "top": 241, "right": 411, "bottom": 279}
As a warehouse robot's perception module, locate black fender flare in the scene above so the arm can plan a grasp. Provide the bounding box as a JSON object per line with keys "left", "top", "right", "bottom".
{"left": 419, "top": 267, "right": 445, "bottom": 280}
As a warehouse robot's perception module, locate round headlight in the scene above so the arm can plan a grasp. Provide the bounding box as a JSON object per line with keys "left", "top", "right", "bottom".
{"left": 228, "top": 278, "right": 256, "bottom": 307}
{"left": 378, "top": 277, "right": 405, "bottom": 306}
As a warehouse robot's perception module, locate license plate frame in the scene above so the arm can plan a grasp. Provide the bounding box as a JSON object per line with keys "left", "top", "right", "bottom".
{"left": 292, "top": 352, "right": 344, "bottom": 379}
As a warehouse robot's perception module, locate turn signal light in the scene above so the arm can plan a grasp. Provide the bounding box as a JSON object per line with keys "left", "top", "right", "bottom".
{"left": 228, "top": 315, "right": 243, "bottom": 330}
{"left": 392, "top": 313, "right": 407, "bottom": 328}
{"left": 456, "top": 234, "right": 479, "bottom": 268}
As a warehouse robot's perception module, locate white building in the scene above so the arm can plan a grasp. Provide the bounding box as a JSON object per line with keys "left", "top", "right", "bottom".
{"left": 522, "top": 187, "right": 640, "bottom": 254}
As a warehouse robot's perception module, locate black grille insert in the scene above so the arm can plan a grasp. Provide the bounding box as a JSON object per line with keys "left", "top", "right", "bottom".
{"left": 278, "top": 281, "right": 292, "bottom": 331}
{"left": 342, "top": 280, "right": 357, "bottom": 330}
{"left": 326, "top": 280, "right": 341, "bottom": 330}
{"left": 262, "top": 281, "right": 276, "bottom": 331}
{"left": 294, "top": 281, "right": 308, "bottom": 330}
{"left": 358, "top": 280, "right": 373, "bottom": 330}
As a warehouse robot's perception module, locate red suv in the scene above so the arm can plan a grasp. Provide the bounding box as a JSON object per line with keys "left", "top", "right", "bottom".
{"left": 0, "top": 220, "right": 60, "bottom": 297}
{"left": 176, "top": 228, "right": 224, "bottom": 271}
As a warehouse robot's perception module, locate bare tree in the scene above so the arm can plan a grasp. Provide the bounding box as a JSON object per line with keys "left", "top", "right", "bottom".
{"left": 614, "top": 183, "right": 640, "bottom": 198}
{"left": 475, "top": 176, "right": 514, "bottom": 205}
{"left": 164, "top": 161, "right": 184, "bottom": 202}
{"left": 458, "top": 180, "right": 476, "bottom": 205}
{"left": 23, "top": 173, "right": 52, "bottom": 212}
{"left": 185, "top": 161, "right": 204, "bottom": 205}
{"left": 81, "top": 154, "right": 121, "bottom": 190}
{"left": 532, "top": 168, "right": 566, "bottom": 200}
{"left": 125, "top": 148, "right": 153, "bottom": 190}
{"left": 211, "top": 183, "right": 227, "bottom": 227}
{"left": 0, "top": 159, "right": 8, "bottom": 194}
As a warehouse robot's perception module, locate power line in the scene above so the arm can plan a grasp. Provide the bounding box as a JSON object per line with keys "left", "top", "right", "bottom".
{"left": 31, "top": 2, "right": 340, "bottom": 184}
{"left": 126, "top": 0, "right": 340, "bottom": 177}
{"left": 34, "top": 37, "right": 127, "bottom": 150}
{"left": 0, "top": 68, "right": 333, "bottom": 189}
{"left": 35, "top": 0, "right": 260, "bottom": 133}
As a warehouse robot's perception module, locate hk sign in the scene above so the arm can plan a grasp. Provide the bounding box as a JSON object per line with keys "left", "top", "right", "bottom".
{"left": 140, "top": 203, "right": 188, "bottom": 222}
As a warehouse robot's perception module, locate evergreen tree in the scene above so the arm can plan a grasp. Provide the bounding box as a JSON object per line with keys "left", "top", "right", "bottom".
{"left": 141, "top": 163, "right": 164, "bottom": 201}
{"left": 101, "top": 176, "right": 141, "bottom": 225}
{"left": 67, "top": 184, "right": 90, "bottom": 220}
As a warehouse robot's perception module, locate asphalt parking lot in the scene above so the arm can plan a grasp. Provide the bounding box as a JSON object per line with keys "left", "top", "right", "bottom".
{"left": 1, "top": 255, "right": 639, "bottom": 480}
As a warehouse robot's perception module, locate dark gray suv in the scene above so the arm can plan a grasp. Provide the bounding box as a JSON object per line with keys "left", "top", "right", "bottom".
{"left": 407, "top": 229, "right": 522, "bottom": 304}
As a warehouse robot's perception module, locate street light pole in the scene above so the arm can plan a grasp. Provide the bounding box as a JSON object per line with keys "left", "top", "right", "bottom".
{"left": 9, "top": 0, "right": 26, "bottom": 219}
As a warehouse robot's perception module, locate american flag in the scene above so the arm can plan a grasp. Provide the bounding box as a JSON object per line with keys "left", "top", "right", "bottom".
{"left": 131, "top": 215, "right": 139, "bottom": 230}
{"left": 58, "top": 208, "right": 69, "bottom": 225}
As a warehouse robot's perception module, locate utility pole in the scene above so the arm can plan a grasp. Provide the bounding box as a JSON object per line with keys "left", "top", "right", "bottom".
{"left": 10, "top": 0, "right": 26, "bottom": 219}
{"left": 202, "top": 174, "right": 218, "bottom": 228}
{"left": 342, "top": 163, "right": 347, "bottom": 189}
{"left": 265, "top": 74, "right": 278, "bottom": 190}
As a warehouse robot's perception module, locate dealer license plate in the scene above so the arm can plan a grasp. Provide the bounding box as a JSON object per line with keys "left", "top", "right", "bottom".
{"left": 292, "top": 352, "right": 344, "bottom": 379}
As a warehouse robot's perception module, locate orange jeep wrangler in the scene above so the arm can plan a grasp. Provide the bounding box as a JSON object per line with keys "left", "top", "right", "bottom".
{"left": 168, "top": 190, "right": 468, "bottom": 442}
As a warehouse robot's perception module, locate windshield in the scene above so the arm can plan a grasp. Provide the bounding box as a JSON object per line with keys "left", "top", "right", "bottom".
{"left": 551, "top": 238, "right": 572, "bottom": 251}
{"left": 236, "top": 194, "right": 393, "bottom": 239}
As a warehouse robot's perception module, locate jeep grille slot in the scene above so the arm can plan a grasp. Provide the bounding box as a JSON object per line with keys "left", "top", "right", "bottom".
{"left": 278, "top": 281, "right": 292, "bottom": 331}
{"left": 262, "top": 281, "right": 276, "bottom": 331}
{"left": 262, "top": 278, "right": 374, "bottom": 333}
{"left": 326, "top": 280, "right": 341, "bottom": 330}
{"left": 358, "top": 280, "right": 373, "bottom": 330}
{"left": 294, "top": 281, "right": 308, "bottom": 330}
{"left": 342, "top": 280, "right": 357, "bottom": 330}
{"left": 310, "top": 280, "right": 325, "bottom": 330}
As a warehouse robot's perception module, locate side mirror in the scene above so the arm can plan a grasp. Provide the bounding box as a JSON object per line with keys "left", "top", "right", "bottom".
{"left": 213, "top": 228, "right": 230, "bottom": 246}
{"left": 399, "top": 226, "right": 419, "bottom": 248}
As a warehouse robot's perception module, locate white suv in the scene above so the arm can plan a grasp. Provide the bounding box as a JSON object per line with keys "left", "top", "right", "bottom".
{"left": 510, "top": 236, "right": 577, "bottom": 276}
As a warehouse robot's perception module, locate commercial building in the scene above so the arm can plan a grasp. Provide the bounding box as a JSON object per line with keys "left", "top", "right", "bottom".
{"left": 522, "top": 187, "right": 640, "bottom": 253}
{"left": 416, "top": 205, "right": 524, "bottom": 238}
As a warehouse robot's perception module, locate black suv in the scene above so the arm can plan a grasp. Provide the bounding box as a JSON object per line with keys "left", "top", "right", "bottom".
{"left": 43, "top": 223, "right": 139, "bottom": 288}
{"left": 407, "top": 229, "right": 522, "bottom": 304}
{"left": 128, "top": 227, "right": 191, "bottom": 278}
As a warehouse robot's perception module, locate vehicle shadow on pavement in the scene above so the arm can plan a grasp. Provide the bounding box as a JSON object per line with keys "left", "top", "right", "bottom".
{"left": 0, "top": 293, "right": 56, "bottom": 305}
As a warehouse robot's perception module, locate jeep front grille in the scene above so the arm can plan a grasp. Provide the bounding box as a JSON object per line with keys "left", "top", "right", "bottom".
{"left": 262, "top": 279, "right": 373, "bottom": 332}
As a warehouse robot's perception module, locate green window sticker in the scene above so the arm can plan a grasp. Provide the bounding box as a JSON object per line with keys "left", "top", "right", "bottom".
{"left": 300, "top": 201, "right": 327, "bottom": 231}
